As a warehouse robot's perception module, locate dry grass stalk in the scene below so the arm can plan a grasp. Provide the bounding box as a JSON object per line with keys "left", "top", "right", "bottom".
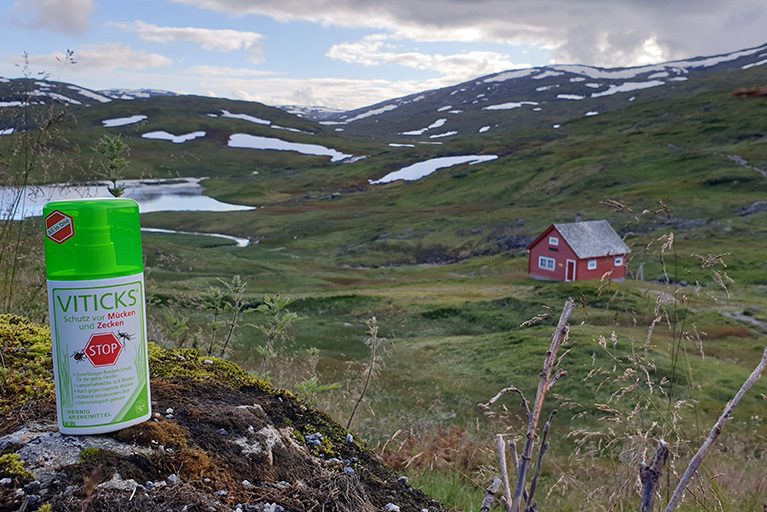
{"left": 664, "top": 346, "right": 767, "bottom": 512}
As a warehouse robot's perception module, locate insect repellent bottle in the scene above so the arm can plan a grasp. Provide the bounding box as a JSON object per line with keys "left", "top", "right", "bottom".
{"left": 44, "top": 198, "right": 151, "bottom": 434}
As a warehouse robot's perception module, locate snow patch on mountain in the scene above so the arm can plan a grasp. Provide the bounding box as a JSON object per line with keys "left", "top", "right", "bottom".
{"left": 103, "top": 115, "right": 147, "bottom": 127}
{"left": 228, "top": 133, "right": 353, "bottom": 162}
{"left": 369, "top": 155, "right": 498, "bottom": 184}
{"left": 483, "top": 69, "right": 535, "bottom": 83}
{"left": 143, "top": 131, "right": 206, "bottom": 143}
{"left": 68, "top": 86, "right": 111, "bottom": 103}
{"left": 400, "top": 118, "right": 447, "bottom": 136}
{"left": 342, "top": 104, "right": 398, "bottom": 123}
{"left": 220, "top": 109, "right": 271, "bottom": 125}
{"left": 590, "top": 80, "right": 665, "bottom": 98}
{"left": 483, "top": 101, "right": 538, "bottom": 110}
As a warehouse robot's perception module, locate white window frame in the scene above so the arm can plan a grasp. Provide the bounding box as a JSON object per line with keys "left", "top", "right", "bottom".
{"left": 588, "top": 260, "right": 597, "bottom": 270}
{"left": 538, "top": 256, "right": 556, "bottom": 271}
{"left": 615, "top": 256, "right": 624, "bottom": 266}
{"left": 548, "top": 236, "right": 559, "bottom": 246}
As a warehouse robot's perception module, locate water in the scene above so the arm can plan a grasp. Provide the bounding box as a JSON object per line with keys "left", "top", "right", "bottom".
{"left": 1, "top": 178, "right": 254, "bottom": 221}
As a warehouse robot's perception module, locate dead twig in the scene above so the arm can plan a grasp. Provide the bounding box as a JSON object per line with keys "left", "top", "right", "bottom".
{"left": 639, "top": 440, "right": 669, "bottom": 512}
{"left": 664, "top": 347, "right": 767, "bottom": 512}
{"left": 482, "top": 476, "right": 503, "bottom": 512}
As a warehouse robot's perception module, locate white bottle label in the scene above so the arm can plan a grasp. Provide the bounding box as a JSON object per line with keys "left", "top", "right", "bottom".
{"left": 47, "top": 273, "right": 151, "bottom": 434}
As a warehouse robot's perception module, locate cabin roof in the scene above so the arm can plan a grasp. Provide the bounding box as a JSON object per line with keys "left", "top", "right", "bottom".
{"left": 550, "top": 220, "right": 630, "bottom": 259}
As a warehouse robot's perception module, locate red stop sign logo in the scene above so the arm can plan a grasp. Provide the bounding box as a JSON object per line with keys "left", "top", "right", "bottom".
{"left": 85, "top": 332, "right": 123, "bottom": 367}
{"left": 45, "top": 210, "right": 74, "bottom": 244}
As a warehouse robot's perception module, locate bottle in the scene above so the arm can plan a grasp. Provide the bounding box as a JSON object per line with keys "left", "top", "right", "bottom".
{"left": 43, "top": 198, "right": 151, "bottom": 434}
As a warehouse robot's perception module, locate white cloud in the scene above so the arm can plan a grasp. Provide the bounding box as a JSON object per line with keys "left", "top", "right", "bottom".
{"left": 185, "top": 66, "right": 276, "bottom": 78}
{"left": 111, "top": 21, "right": 264, "bottom": 63}
{"left": 169, "top": 0, "right": 767, "bottom": 69}
{"left": 41, "top": 44, "right": 172, "bottom": 71}
{"left": 327, "top": 37, "right": 529, "bottom": 83}
{"left": 193, "top": 75, "right": 423, "bottom": 110}
{"left": 10, "top": 0, "right": 94, "bottom": 35}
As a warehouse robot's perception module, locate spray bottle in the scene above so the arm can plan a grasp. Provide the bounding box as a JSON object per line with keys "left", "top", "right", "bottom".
{"left": 44, "top": 198, "right": 151, "bottom": 434}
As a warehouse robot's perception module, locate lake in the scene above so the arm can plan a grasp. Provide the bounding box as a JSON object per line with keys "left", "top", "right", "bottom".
{"left": 1, "top": 178, "right": 254, "bottom": 221}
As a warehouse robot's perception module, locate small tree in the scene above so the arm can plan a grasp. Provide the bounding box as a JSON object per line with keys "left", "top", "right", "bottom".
{"left": 93, "top": 134, "right": 129, "bottom": 197}
{"left": 254, "top": 295, "right": 298, "bottom": 376}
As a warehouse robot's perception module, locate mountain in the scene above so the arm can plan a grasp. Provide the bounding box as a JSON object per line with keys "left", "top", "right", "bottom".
{"left": 4, "top": 42, "right": 767, "bottom": 143}
{"left": 306, "top": 42, "right": 767, "bottom": 140}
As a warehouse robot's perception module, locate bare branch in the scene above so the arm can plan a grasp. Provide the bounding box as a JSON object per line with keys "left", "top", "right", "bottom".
{"left": 480, "top": 386, "right": 531, "bottom": 418}
{"left": 497, "top": 435, "right": 513, "bottom": 512}
{"left": 526, "top": 411, "right": 556, "bottom": 512}
{"left": 481, "top": 476, "right": 503, "bottom": 512}
{"left": 639, "top": 440, "right": 669, "bottom": 512}
{"left": 510, "top": 298, "right": 575, "bottom": 512}
{"left": 664, "top": 347, "right": 767, "bottom": 512}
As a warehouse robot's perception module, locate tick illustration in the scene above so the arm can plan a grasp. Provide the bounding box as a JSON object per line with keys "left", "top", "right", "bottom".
{"left": 72, "top": 350, "right": 87, "bottom": 363}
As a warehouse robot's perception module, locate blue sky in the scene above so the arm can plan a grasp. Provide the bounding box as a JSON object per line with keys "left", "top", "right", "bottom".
{"left": 2, "top": 0, "right": 766, "bottom": 110}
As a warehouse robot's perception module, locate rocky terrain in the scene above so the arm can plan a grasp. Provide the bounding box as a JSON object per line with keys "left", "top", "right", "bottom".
{"left": 0, "top": 314, "right": 447, "bottom": 512}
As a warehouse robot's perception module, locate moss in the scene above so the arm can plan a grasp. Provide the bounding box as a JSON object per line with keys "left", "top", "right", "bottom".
{"left": 79, "top": 447, "right": 103, "bottom": 463}
{"left": 0, "top": 453, "right": 34, "bottom": 480}
{"left": 114, "top": 420, "right": 190, "bottom": 449}
{"left": 0, "top": 314, "right": 55, "bottom": 416}
{"left": 39, "top": 505, "right": 53, "bottom": 512}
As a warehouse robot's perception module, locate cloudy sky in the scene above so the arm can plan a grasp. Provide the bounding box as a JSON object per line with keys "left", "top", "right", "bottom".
{"left": 2, "top": 0, "right": 766, "bottom": 110}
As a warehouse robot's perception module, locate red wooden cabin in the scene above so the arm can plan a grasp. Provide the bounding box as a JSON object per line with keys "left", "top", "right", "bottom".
{"left": 526, "top": 220, "right": 630, "bottom": 282}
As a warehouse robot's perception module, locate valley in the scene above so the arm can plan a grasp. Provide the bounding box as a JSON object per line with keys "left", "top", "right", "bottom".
{"left": 2, "top": 43, "right": 767, "bottom": 509}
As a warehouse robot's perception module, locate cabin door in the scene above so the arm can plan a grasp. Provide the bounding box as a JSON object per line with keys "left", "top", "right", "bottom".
{"left": 565, "top": 260, "right": 576, "bottom": 282}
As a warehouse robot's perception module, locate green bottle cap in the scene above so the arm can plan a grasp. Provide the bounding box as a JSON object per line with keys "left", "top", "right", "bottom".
{"left": 43, "top": 198, "right": 144, "bottom": 280}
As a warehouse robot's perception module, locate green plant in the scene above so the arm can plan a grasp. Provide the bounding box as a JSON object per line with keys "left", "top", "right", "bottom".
{"left": 347, "top": 317, "right": 388, "bottom": 430}
{"left": 201, "top": 285, "right": 227, "bottom": 356}
{"left": 218, "top": 274, "right": 246, "bottom": 358}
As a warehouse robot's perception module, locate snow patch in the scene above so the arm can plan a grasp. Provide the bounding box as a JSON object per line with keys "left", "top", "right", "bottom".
{"left": 743, "top": 59, "right": 767, "bottom": 70}
{"left": 68, "top": 85, "right": 111, "bottom": 103}
{"left": 389, "top": 143, "right": 415, "bottom": 148}
{"left": 536, "top": 85, "right": 559, "bottom": 92}
{"left": 343, "top": 104, "right": 398, "bottom": 122}
{"left": 102, "top": 115, "right": 147, "bottom": 127}
{"left": 399, "top": 118, "right": 447, "bottom": 136}
{"left": 369, "top": 155, "right": 498, "bottom": 184}
{"left": 29, "top": 90, "right": 81, "bottom": 105}
{"left": 533, "top": 70, "right": 564, "bottom": 80}
{"left": 143, "top": 131, "right": 206, "bottom": 143}
{"left": 483, "top": 101, "right": 538, "bottom": 110}
{"left": 228, "top": 133, "right": 353, "bottom": 162}
{"left": 483, "top": 69, "right": 535, "bottom": 83}
{"left": 437, "top": 105, "right": 452, "bottom": 112}
{"left": 478, "top": 126, "right": 490, "bottom": 133}
{"left": 220, "top": 109, "right": 271, "bottom": 126}
{"left": 585, "top": 111, "right": 599, "bottom": 116}
{"left": 429, "top": 131, "right": 457, "bottom": 139}
{"left": 557, "top": 94, "right": 585, "bottom": 100}
{"left": 0, "top": 128, "right": 14, "bottom": 136}
{"left": 590, "top": 80, "right": 665, "bottom": 97}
